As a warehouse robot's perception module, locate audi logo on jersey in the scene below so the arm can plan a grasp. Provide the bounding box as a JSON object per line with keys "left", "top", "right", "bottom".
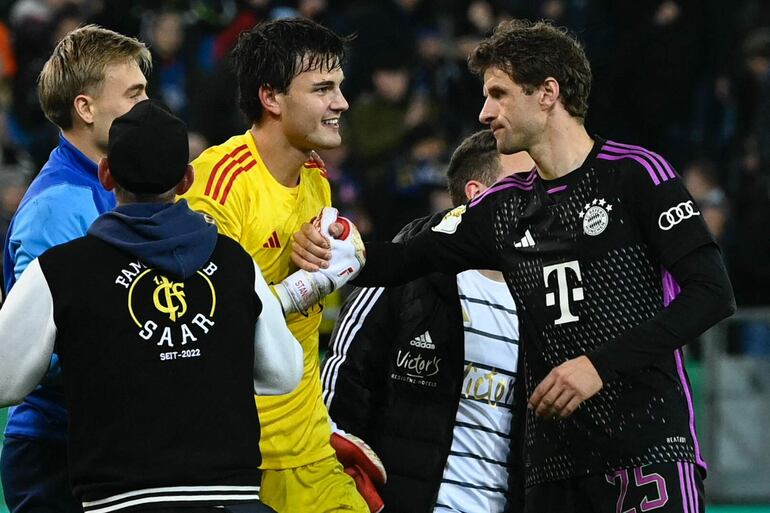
{"left": 658, "top": 201, "right": 700, "bottom": 231}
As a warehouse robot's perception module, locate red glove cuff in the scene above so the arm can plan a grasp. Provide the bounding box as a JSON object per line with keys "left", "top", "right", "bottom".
{"left": 330, "top": 432, "right": 387, "bottom": 486}
{"left": 345, "top": 463, "right": 384, "bottom": 513}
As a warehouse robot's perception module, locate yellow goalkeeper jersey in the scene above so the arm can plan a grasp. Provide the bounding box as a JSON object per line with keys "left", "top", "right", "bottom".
{"left": 183, "top": 131, "right": 334, "bottom": 469}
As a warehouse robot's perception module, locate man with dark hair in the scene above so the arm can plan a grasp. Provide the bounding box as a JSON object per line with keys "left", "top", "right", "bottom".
{"left": 322, "top": 130, "right": 534, "bottom": 513}
{"left": 2, "top": 25, "right": 151, "bottom": 513}
{"left": 293, "top": 19, "right": 736, "bottom": 513}
{"left": 180, "top": 17, "right": 369, "bottom": 513}
{"left": 0, "top": 99, "right": 312, "bottom": 513}
{"left": 445, "top": 130, "right": 510, "bottom": 206}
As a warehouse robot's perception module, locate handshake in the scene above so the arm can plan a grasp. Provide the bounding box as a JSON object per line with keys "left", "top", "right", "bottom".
{"left": 274, "top": 207, "right": 366, "bottom": 316}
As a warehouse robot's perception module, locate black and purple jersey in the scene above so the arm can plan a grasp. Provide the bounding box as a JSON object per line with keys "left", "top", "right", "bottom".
{"left": 355, "top": 136, "right": 721, "bottom": 485}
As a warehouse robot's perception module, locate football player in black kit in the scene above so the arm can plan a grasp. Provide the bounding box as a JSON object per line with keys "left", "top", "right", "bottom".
{"left": 291, "top": 19, "right": 736, "bottom": 513}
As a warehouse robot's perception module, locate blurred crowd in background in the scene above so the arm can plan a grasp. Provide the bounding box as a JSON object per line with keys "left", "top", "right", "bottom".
{"left": 0, "top": 0, "right": 768, "bottom": 352}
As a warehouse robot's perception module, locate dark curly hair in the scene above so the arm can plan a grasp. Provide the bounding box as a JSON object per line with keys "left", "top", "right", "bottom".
{"left": 469, "top": 19, "right": 592, "bottom": 120}
{"left": 231, "top": 18, "right": 352, "bottom": 123}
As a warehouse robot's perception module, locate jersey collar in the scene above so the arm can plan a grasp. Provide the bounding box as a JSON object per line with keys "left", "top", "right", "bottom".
{"left": 58, "top": 133, "right": 98, "bottom": 177}
{"left": 534, "top": 135, "right": 605, "bottom": 205}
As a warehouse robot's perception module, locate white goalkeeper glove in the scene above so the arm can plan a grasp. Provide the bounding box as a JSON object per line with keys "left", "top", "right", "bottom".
{"left": 274, "top": 207, "right": 365, "bottom": 315}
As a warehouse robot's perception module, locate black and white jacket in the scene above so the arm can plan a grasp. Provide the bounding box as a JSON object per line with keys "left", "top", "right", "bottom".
{"left": 0, "top": 204, "right": 303, "bottom": 513}
{"left": 321, "top": 213, "right": 525, "bottom": 513}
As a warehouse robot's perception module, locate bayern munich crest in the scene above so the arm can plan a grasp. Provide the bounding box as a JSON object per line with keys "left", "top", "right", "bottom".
{"left": 579, "top": 198, "right": 613, "bottom": 236}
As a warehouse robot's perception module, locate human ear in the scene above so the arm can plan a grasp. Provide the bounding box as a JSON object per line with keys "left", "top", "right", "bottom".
{"left": 73, "top": 94, "right": 96, "bottom": 125}
{"left": 259, "top": 85, "right": 281, "bottom": 116}
{"left": 98, "top": 158, "right": 116, "bottom": 191}
{"left": 465, "top": 180, "right": 485, "bottom": 201}
{"left": 540, "top": 77, "right": 560, "bottom": 110}
{"left": 175, "top": 165, "right": 195, "bottom": 195}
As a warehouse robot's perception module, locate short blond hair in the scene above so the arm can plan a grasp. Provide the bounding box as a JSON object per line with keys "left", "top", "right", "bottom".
{"left": 38, "top": 25, "right": 151, "bottom": 129}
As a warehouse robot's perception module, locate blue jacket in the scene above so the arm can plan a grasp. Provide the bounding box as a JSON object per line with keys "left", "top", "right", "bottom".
{"left": 3, "top": 134, "right": 115, "bottom": 441}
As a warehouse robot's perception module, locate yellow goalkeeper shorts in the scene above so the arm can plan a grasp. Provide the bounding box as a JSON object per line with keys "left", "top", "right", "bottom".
{"left": 260, "top": 453, "right": 369, "bottom": 513}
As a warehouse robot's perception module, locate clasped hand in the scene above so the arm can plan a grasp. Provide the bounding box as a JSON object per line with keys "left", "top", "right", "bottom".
{"left": 292, "top": 209, "right": 347, "bottom": 272}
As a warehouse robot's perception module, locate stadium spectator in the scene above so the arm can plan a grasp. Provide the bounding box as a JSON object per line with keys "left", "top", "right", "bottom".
{"left": 344, "top": 0, "right": 430, "bottom": 99}
{"left": 347, "top": 58, "right": 432, "bottom": 165}
{"left": 613, "top": 1, "right": 704, "bottom": 161}
{"left": 346, "top": 56, "right": 436, "bottom": 239}
{"left": 0, "top": 21, "right": 17, "bottom": 83}
{"left": 146, "top": 9, "right": 191, "bottom": 118}
{"left": 144, "top": 8, "right": 211, "bottom": 159}
{"left": 683, "top": 159, "right": 730, "bottom": 241}
{"left": 0, "top": 166, "right": 27, "bottom": 285}
{"left": 742, "top": 28, "right": 770, "bottom": 179}
{"left": 0, "top": 168, "right": 26, "bottom": 245}
{"left": 212, "top": 0, "right": 269, "bottom": 63}
{"left": 6, "top": 0, "right": 59, "bottom": 170}
{"left": 386, "top": 123, "right": 449, "bottom": 236}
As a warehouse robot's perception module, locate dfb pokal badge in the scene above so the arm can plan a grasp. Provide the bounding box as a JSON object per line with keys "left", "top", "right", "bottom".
{"left": 432, "top": 205, "right": 466, "bottom": 235}
{"left": 579, "top": 198, "right": 612, "bottom": 236}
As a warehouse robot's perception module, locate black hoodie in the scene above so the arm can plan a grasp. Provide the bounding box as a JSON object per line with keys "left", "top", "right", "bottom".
{"left": 87, "top": 199, "right": 217, "bottom": 279}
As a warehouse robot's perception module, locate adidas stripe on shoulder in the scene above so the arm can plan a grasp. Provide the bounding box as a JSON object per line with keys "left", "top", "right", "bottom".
{"left": 204, "top": 145, "right": 256, "bottom": 205}
{"left": 597, "top": 140, "right": 677, "bottom": 187}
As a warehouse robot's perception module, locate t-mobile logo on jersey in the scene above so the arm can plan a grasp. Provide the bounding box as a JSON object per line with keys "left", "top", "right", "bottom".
{"left": 543, "top": 261, "right": 584, "bottom": 325}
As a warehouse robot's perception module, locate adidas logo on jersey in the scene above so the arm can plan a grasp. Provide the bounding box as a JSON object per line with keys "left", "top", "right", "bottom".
{"left": 409, "top": 332, "right": 435, "bottom": 349}
{"left": 262, "top": 231, "right": 281, "bottom": 249}
{"left": 514, "top": 229, "right": 535, "bottom": 248}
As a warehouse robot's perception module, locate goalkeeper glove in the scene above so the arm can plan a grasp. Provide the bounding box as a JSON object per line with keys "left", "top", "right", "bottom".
{"left": 274, "top": 207, "right": 365, "bottom": 315}
{"left": 330, "top": 431, "right": 386, "bottom": 513}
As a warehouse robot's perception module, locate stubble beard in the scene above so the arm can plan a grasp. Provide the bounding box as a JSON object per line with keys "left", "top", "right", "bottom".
{"left": 496, "top": 132, "right": 526, "bottom": 155}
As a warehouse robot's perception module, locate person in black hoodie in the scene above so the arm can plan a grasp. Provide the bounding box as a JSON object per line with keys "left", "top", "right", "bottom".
{"left": 0, "top": 100, "right": 348, "bottom": 513}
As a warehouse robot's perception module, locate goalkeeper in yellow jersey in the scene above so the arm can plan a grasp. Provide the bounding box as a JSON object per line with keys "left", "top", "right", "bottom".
{"left": 181, "top": 18, "right": 370, "bottom": 513}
